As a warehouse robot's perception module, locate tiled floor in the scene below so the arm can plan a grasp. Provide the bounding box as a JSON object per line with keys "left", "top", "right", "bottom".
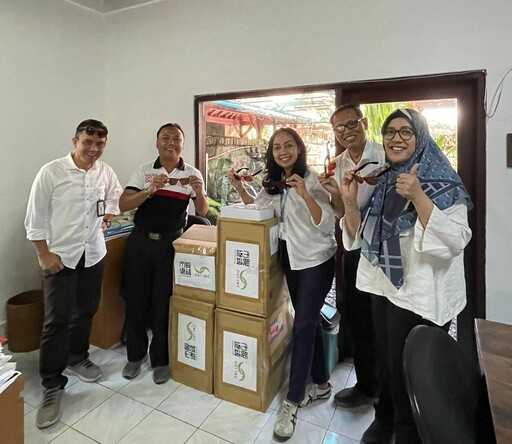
{"left": 9, "top": 343, "right": 375, "bottom": 444}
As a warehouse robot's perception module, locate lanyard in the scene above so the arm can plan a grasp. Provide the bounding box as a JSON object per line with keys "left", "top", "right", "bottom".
{"left": 279, "top": 188, "right": 289, "bottom": 237}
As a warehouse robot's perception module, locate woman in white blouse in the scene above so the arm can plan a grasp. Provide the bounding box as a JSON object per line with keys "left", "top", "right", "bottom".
{"left": 340, "top": 109, "right": 472, "bottom": 444}
{"left": 229, "top": 128, "right": 337, "bottom": 442}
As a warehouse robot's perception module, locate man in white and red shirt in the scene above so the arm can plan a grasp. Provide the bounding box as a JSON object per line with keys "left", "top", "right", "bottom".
{"left": 119, "top": 123, "right": 208, "bottom": 385}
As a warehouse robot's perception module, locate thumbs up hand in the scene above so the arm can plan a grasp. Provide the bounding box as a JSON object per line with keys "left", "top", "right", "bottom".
{"left": 396, "top": 163, "right": 422, "bottom": 200}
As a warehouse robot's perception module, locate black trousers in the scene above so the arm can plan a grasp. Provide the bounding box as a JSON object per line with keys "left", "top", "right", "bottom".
{"left": 40, "top": 255, "right": 104, "bottom": 389}
{"left": 372, "top": 295, "right": 450, "bottom": 444}
{"left": 281, "top": 242, "right": 335, "bottom": 404}
{"left": 339, "top": 249, "right": 378, "bottom": 396}
{"left": 122, "top": 228, "right": 181, "bottom": 367}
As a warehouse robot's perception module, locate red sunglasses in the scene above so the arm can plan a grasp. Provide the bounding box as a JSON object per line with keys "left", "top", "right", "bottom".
{"left": 353, "top": 162, "right": 390, "bottom": 185}
{"left": 167, "top": 176, "right": 198, "bottom": 185}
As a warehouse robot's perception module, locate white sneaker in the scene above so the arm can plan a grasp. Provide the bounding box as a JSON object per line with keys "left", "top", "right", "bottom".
{"left": 273, "top": 399, "right": 298, "bottom": 442}
{"left": 300, "top": 382, "right": 332, "bottom": 407}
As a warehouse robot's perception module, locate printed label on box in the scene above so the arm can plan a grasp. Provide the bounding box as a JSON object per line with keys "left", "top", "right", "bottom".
{"left": 222, "top": 331, "right": 258, "bottom": 391}
{"left": 174, "top": 253, "right": 215, "bottom": 291}
{"left": 225, "top": 241, "right": 259, "bottom": 299}
{"left": 177, "top": 313, "right": 206, "bottom": 371}
{"left": 270, "top": 225, "right": 279, "bottom": 256}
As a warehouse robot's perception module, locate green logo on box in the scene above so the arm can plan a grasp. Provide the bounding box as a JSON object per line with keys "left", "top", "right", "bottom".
{"left": 236, "top": 362, "right": 245, "bottom": 381}
{"left": 239, "top": 270, "right": 248, "bottom": 290}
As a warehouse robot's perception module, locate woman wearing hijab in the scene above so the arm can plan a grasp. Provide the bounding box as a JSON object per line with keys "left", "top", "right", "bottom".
{"left": 228, "top": 128, "right": 337, "bottom": 442}
{"left": 340, "top": 109, "right": 472, "bottom": 444}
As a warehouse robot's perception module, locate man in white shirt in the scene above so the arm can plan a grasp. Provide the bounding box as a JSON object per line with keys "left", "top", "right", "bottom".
{"left": 25, "top": 119, "right": 122, "bottom": 430}
{"left": 319, "top": 104, "right": 385, "bottom": 409}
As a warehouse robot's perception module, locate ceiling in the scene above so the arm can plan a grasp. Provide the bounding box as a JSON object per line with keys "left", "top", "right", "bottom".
{"left": 68, "top": 0, "right": 161, "bottom": 13}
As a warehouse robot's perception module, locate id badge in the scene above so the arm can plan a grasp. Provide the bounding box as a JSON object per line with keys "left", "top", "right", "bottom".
{"left": 97, "top": 200, "right": 105, "bottom": 217}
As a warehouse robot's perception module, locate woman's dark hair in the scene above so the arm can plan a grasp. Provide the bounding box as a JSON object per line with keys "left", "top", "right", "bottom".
{"left": 264, "top": 128, "right": 308, "bottom": 194}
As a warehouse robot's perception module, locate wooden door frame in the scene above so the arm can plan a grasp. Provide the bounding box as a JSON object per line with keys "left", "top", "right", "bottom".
{"left": 335, "top": 71, "right": 486, "bottom": 357}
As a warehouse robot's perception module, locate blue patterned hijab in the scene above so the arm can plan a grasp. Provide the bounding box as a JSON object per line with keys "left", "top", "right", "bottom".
{"left": 360, "top": 109, "right": 472, "bottom": 288}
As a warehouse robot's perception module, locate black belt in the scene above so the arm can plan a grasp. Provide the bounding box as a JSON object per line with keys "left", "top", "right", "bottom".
{"left": 134, "top": 226, "right": 183, "bottom": 241}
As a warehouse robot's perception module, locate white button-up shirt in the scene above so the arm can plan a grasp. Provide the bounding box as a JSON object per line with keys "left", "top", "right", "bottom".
{"left": 334, "top": 140, "right": 385, "bottom": 210}
{"left": 25, "top": 153, "right": 122, "bottom": 268}
{"left": 343, "top": 202, "right": 472, "bottom": 326}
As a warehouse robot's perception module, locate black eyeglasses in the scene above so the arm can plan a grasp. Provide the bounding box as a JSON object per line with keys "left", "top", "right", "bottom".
{"left": 333, "top": 118, "right": 363, "bottom": 134}
{"left": 233, "top": 168, "right": 263, "bottom": 182}
{"left": 382, "top": 127, "right": 415, "bottom": 141}
{"left": 78, "top": 126, "right": 108, "bottom": 138}
{"left": 354, "top": 163, "right": 390, "bottom": 185}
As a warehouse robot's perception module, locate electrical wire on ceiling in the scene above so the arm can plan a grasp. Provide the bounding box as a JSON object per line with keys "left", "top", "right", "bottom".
{"left": 485, "top": 65, "right": 512, "bottom": 119}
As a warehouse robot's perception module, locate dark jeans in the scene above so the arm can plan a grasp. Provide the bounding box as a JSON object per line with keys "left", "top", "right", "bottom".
{"left": 40, "top": 255, "right": 104, "bottom": 389}
{"left": 281, "top": 241, "right": 335, "bottom": 404}
{"left": 340, "top": 249, "right": 377, "bottom": 396}
{"left": 372, "top": 295, "right": 450, "bottom": 444}
{"left": 122, "top": 228, "right": 181, "bottom": 367}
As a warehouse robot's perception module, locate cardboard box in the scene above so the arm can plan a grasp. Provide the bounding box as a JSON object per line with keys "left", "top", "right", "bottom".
{"left": 217, "top": 217, "right": 283, "bottom": 316}
{"left": 220, "top": 205, "right": 274, "bottom": 221}
{"left": 0, "top": 374, "right": 24, "bottom": 444}
{"left": 170, "top": 295, "right": 215, "bottom": 393}
{"left": 173, "top": 225, "right": 217, "bottom": 304}
{"left": 217, "top": 264, "right": 289, "bottom": 318}
{"left": 214, "top": 300, "right": 293, "bottom": 412}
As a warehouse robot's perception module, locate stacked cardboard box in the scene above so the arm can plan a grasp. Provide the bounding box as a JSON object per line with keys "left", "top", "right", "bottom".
{"left": 170, "top": 225, "right": 217, "bottom": 393}
{"left": 214, "top": 300, "right": 293, "bottom": 412}
{"left": 173, "top": 225, "right": 217, "bottom": 304}
{"left": 217, "top": 216, "right": 285, "bottom": 316}
{"left": 170, "top": 217, "right": 294, "bottom": 411}
{"left": 214, "top": 216, "right": 293, "bottom": 412}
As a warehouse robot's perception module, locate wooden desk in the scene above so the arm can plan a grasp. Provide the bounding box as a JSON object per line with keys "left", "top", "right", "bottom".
{"left": 0, "top": 375, "right": 24, "bottom": 444}
{"left": 90, "top": 234, "right": 128, "bottom": 349}
{"left": 475, "top": 318, "right": 512, "bottom": 444}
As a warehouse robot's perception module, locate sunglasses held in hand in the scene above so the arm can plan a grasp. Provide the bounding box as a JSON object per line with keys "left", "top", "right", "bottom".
{"left": 353, "top": 162, "right": 390, "bottom": 185}
{"left": 263, "top": 178, "right": 291, "bottom": 193}
{"left": 233, "top": 168, "right": 263, "bottom": 182}
{"left": 167, "top": 176, "right": 196, "bottom": 185}
{"left": 324, "top": 141, "right": 336, "bottom": 177}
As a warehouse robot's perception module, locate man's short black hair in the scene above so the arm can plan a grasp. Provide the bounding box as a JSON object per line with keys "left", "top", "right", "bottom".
{"left": 75, "top": 119, "right": 108, "bottom": 137}
{"left": 330, "top": 104, "right": 363, "bottom": 125}
{"left": 157, "top": 123, "right": 185, "bottom": 139}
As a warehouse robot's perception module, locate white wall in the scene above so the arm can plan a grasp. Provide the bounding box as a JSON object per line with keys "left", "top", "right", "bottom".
{"left": 1, "top": 0, "right": 511, "bottom": 327}
{"left": 0, "top": 0, "right": 105, "bottom": 327}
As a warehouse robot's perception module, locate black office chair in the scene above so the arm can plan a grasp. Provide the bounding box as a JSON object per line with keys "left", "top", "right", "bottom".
{"left": 184, "top": 214, "right": 211, "bottom": 231}
{"left": 403, "top": 325, "right": 493, "bottom": 444}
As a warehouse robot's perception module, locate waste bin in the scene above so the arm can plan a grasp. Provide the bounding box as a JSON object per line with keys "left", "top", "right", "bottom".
{"left": 6, "top": 290, "right": 44, "bottom": 352}
{"left": 321, "top": 302, "right": 340, "bottom": 373}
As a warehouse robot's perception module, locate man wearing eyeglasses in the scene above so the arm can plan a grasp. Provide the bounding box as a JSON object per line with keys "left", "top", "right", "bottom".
{"left": 119, "top": 123, "right": 208, "bottom": 385}
{"left": 25, "top": 119, "right": 123, "bottom": 429}
{"left": 319, "top": 104, "right": 385, "bottom": 411}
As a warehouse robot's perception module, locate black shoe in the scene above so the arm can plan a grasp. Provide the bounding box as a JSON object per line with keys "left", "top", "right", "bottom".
{"left": 361, "top": 419, "right": 393, "bottom": 444}
{"left": 334, "top": 385, "right": 378, "bottom": 408}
